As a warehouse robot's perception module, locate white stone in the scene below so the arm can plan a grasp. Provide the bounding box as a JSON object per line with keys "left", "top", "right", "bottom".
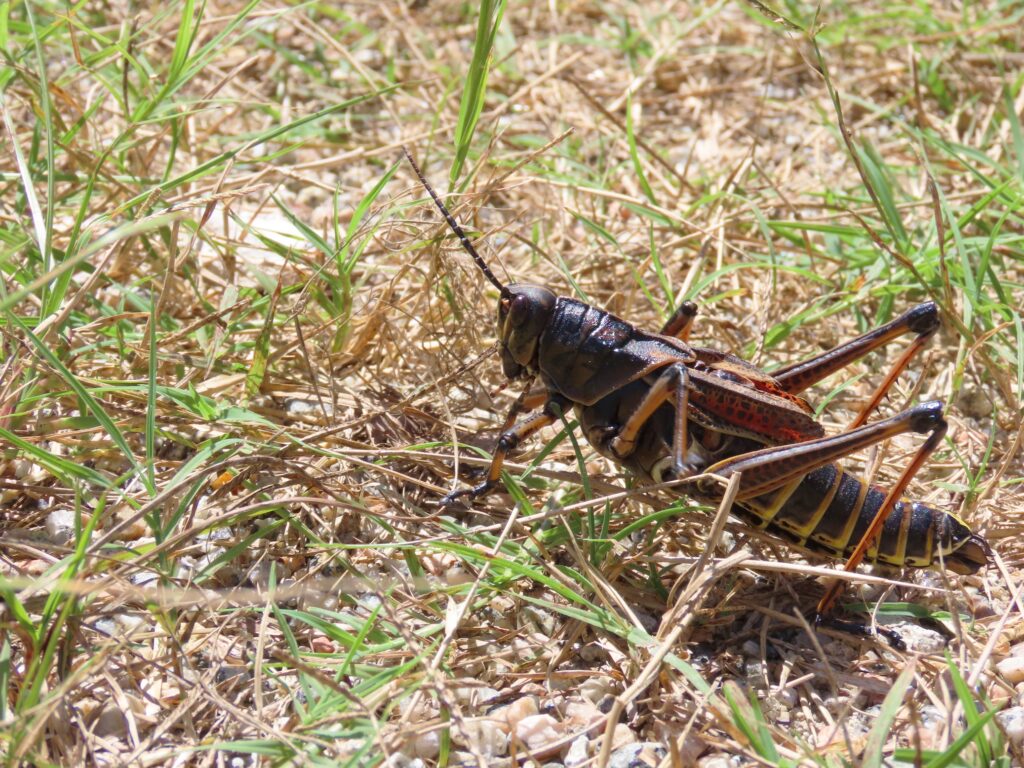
{"left": 890, "top": 622, "right": 946, "bottom": 654}
{"left": 580, "top": 675, "right": 615, "bottom": 705}
{"left": 45, "top": 509, "right": 77, "bottom": 545}
{"left": 513, "top": 714, "right": 564, "bottom": 759}
{"left": 564, "top": 700, "right": 603, "bottom": 734}
{"left": 998, "top": 656, "right": 1024, "bottom": 684}
{"left": 997, "top": 706, "right": 1024, "bottom": 748}
{"left": 406, "top": 731, "right": 439, "bottom": 759}
{"left": 457, "top": 719, "right": 508, "bottom": 758}
{"left": 609, "top": 742, "right": 667, "bottom": 768}
{"left": 775, "top": 686, "right": 799, "bottom": 709}
{"left": 565, "top": 734, "right": 590, "bottom": 767}
{"left": 498, "top": 696, "right": 538, "bottom": 732}
{"left": 610, "top": 723, "right": 637, "bottom": 750}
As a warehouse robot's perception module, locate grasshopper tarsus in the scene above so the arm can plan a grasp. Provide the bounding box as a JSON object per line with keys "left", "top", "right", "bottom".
{"left": 815, "top": 614, "right": 908, "bottom": 652}
{"left": 438, "top": 481, "right": 494, "bottom": 509}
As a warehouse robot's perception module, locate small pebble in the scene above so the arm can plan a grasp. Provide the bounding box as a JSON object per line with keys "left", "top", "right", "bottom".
{"left": 353, "top": 48, "right": 385, "bottom": 68}
{"left": 214, "top": 665, "right": 251, "bottom": 685}
{"left": 129, "top": 569, "right": 159, "bottom": 588}
{"left": 610, "top": 723, "right": 637, "bottom": 750}
{"left": 741, "top": 641, "right": 761, "bottom": 657}
{"left": 997, "top": 706, "right": 1024, "bottom": 749}
{"left": 196, "top": 527, "right": 232, "bottom": 548}
{"left": 678, "top": 732, "right": 708, "bottom": 764}
{"left": 497, "top": 696, "right": 538, "bottom": 732}
{"left": 596, "top": 694, "right": 617, "bottom": 714}
{"left": 194, "top": 554, "right": 241, "bottom": 588}
{"left": 176, "top": 556, "right": 197, "bottom": 578}
{"left": 450, "top": 751, "right": 509, "bottom": 768}
{"left": 775, "top": 686, "right": 798, "bottom": 709}
{"left": 564, "top": 735, "right": 589, "bottom": 767}
{"left": 453, "top": 685, "right": 501, "bottom": 709}
{"left": 997, "top": 657, "right": 1024, "bottom": 684}
{"left": 577, "top": 642, "right": 608, "bottom": 663}
{"left": 75, "top": 696, "right": 102, "bottom": 720}
{"left": 697, "top": 754, "right": 743, "bottom": 768}
{"left": 608, "top": 742, "right": 666, "bottom": 768}
{"left": 968, "top": 592, "right": 996, "bottom": 619}
{"left": 93, "top": 618, "right": 117, "bottom": 637}
{"left": 716, "top": 531, "right": 736, "bottom": 553}
{"left": 383, "top": 756, "right": 424, "bottom": 768}
{"left": 90, "top": 693, "right": 145, "bottom": 738}
{"left": 957, "top": 387, "right": 993, "bottom": 420}
{"left": 409, "top": 730, "right": 440, "bottom": 760}
{"left": 580, "top": 676, "right": 615, "bottom": 705}
{"left": 11, "top": 458, "right": 31, "bottom": 479}
{"left": 309, "top": 634, "right": 336, "bottom": 654}
{"left": 744, "top": 660, "right": 766, "bottom": 682}
{"left": 357, "top": 593, "right": 382, "bottom": 611}
{"left": 45, "top": 509, "right": 77, "bottom": 545}
{"left": 816, "top": 710, "right": 871, "bottom": 748}
{"left": 513, "top": 714, "right": 564, "bottom": 759}
{"left": 457, "top": 719, "right": 507, "bottom": 758}
{"left": 821, "top": 693, "right": 855, "bottom": 716}
{"left": 654, "top": 60, "right": 685, "bottom": 92}
{"left": 284, "top": 398, "right": 321, "bottom": 416}
{"left": 398, "top": 695, "right": 437, "bottom": 723}
{"left": 246, "top": 561, "right": 274, "bottom": 589}
{"left": 890, "top": 623, "right": 946, "bottom": 654}
{"left": 522, "top": 606, "right": 558, "bottom": 636}
{"left": 548, "top": 674, "right": 576, "bottom": 692}
{"left": 564, "top": 701, "right": 602, "bottom": 734}
{"left": 445, "top": 565, "right": 474, "bottom": 586}
{"left": 633, "top": 610, "right": 659, "bottom": 635}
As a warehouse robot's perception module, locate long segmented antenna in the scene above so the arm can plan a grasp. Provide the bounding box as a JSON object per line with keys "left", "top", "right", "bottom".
{"left": 403, "top": 146, "right": 505, "bottom": 291}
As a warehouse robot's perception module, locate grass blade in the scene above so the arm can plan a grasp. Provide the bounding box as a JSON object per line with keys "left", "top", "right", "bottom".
{"left": 863, "top": 662, "right": 915, "bottom": 768}
{"left": 451, "top": 0, "right": 507, "bottom": 183}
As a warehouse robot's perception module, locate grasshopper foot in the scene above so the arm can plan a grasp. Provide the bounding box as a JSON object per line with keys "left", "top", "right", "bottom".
{"left": 814, "top": 613, "right": 907, "bottom": 651}
{"left": 439, "top": 481, "right": 495, "bottom": 508}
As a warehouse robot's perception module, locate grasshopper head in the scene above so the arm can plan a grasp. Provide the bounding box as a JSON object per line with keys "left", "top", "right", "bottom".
{"left": 498, "top": 284, "right": 556, "bottom": 380}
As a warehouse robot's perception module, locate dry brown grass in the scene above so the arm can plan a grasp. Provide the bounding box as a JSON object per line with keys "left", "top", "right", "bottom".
{"left": 1, "top": 1, "right": 1022, "bottom": 765}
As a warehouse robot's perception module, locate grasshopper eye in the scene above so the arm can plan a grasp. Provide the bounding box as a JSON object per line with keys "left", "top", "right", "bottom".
{"left": 508, "top": 294, "right": 533, "bottom": 326}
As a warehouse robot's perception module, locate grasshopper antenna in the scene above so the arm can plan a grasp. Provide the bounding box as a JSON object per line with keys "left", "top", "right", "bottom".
{"left": 403, "top": 146, "right": 505, "bottom": 291}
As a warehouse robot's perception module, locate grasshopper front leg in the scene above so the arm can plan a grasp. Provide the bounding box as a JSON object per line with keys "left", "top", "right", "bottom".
{"left": 440, "top": 387, "right": 571, "bottom": 507}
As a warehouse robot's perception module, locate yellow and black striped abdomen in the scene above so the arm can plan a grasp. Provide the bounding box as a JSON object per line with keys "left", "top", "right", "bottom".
{"left": 732, "top": 463, "right": 988, "bottom": 574}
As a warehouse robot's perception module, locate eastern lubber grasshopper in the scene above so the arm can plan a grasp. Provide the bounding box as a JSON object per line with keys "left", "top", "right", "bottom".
{"left": 404, "top": 148, "right": 989, "bottom": 620}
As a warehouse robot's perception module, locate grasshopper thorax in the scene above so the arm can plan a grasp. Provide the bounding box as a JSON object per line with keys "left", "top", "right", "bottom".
{"left": 498, "top": 283, "right": 557, "bottom": 380}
